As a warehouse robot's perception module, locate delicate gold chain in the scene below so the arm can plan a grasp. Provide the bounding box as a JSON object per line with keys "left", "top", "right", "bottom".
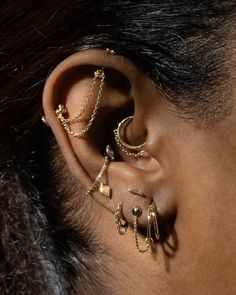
{"left": 56, "top": 68, "right": 105, "bottom": 138}
{"left": 133, "top": 216, "right": 152, "bottom": 253}
{"left": 86, "top": 156, "right": 110, "bottom": 196}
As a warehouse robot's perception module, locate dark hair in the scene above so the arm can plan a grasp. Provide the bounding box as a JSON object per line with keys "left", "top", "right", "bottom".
{"left": 0, "top": 1, "right": 236, "bottom": 294}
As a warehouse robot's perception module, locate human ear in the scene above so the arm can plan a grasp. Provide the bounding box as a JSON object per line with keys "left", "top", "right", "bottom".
{"left": 42, "top": 48, "right": 177, "bottom": 231}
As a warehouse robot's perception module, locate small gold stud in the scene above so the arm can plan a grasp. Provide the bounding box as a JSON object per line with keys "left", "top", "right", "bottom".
{"left": 106, "top": 48, "right": 116, "bottom": 55}
{"left": 99, "top": 182, "right": 112, "bottom": 199}
{"left": 132, "top": 206, "right": 142, "bottom": 217}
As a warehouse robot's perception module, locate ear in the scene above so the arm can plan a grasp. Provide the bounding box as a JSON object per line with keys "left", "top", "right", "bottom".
{"left": 42, "top": 48, "right": 177, "bottom": 227}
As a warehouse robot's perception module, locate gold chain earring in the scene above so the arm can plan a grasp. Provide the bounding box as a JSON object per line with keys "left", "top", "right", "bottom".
{"left": 114, "top": 116, "right": 146, "bottom": 157}
{"left": 132, "top": 206, "right": 152, "bottom": 253}
{"left": 86, "top": 145, "right": 114, "bottom": 198}
{"left": 115, "top": 202, "right": 128, "bottom": 235}
{"left": 55, "top": 68, "right": 105, "bottom": 138}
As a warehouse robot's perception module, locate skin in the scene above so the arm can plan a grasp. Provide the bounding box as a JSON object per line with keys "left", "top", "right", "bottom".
{"left": 43, "top": 49, "right": 236, "bottom": 294}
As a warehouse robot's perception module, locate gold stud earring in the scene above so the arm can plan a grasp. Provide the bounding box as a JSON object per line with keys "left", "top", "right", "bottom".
{"left": 86, "top": 145, "right": 114, "bottom": 197}
{"left": 132, "top": 206, "right": 152, "bottom": 253}
{"left": 55, "top": 68, "right": 105, "bottom": 138}
{"left": 41, "top": 115, "right": 49, "bottom": 126}
{"left": 114, "top": 116, "right": 146, "bottom": 157}
{"left": 106, "top": 48, "right": 116, "bottom": 55}
{"left": 115, "top": 202, "right": 128, "bottom": 235}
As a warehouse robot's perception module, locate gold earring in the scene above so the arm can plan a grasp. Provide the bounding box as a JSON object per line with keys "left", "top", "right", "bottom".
{"left": 115, "top": 202, "right": 128, "bottom": 235}
{"left": 106, "top": 48, "right": 116, "bottom": 55}
{"left": 86, "top": 145, "right": 114, "bottom": 197}
{"left": 132, "top": 206, "right": 152, "bottom": 253}
{"left": 55, "top": 68, "right": 105, "bottom": 138}
{"left": 128, "top": 188, "right": 147, "bottom": 198}
{"left": 41, "top": 115, "right": 49, "bottom": 126}
{"left": 114, "top": 116, "right": 146, "bottom": 157}
{"left": 147, "top": 202, "right": 160, "bottom": 241}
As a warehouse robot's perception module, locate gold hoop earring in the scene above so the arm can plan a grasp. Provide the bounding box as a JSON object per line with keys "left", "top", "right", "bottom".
{"left": 132, "top": 206, "right": 152, "bottom": 253}
{"left": 147, "top": 202, "right": 160, "bottom": 241}
{"left": 86, "top": 145, "right": 114, "bottom": 198}
{"left": 114, "top": 116, "right": 146, "bottom": 157}
{"left": 115, "top": 202, "right": 128, "bottom": 235}
{"left": 55, "top": 68, "right": 105, "bottom": 138}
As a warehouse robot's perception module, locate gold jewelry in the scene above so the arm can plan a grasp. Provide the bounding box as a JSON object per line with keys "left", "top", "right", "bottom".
{"left": 114, "top": 116, "right": 146, "bottom": 157}
{"left": 55, "top": 68, "right": 105, "bottom": 138}
{"left": 128, "top": 188, "right": 147, "bottom": 198}
{"left": 86, "top": 145, "right": 114, "bottom": 197}
{"left": 147, "top": 202, "right": 160, "bottom": 241}
{"left": 132, "top": 206, "right": 152, "bottom": 253}
{"left": 106, "top": 48, "right": 116, "bottom": 55}
{"left": 41, "top": 115, "right": 49, "bottom": 126}
{"left": 115, "top": 202, "right": 128, "bottom": 235}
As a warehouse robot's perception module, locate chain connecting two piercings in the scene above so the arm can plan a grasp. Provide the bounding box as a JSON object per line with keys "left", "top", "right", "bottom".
{"left": 55, "top": 68, "right": 105, "bottom": 138}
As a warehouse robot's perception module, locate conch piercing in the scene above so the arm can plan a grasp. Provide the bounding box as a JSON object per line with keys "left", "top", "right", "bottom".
{"left": 55, "top": 68, "right": 105, "bottom": 138}
{"left": 86, "top": 145, "right": 114, "bottom": 198}
{"left": 115, "top": 202, "right": 128, "bottom": 235}
{"left": 114, "top": 116, "right": 146, "bottom": 157}
{"left": 132, "top": 206, "right": 152, "bottom": 253}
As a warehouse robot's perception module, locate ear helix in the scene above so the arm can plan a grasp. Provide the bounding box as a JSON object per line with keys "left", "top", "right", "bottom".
{"left": 46, "top": 48, "right": 161, "bottom": 254}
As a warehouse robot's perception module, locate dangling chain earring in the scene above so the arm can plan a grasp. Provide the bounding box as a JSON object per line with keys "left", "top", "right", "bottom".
{"left": 115, "top": 202, "right": 128, "bottom": 235}
{"left": 114, "top": 116, "right": 146, "bottom": 157}
{"left": 132, "top": 206, "right": 152, "bottom": 253}
{"left": 55, "top": 68, "right": 105, "bottom": 138}
{"left": 86, "top": 145, "right": 114, "bottom": 198}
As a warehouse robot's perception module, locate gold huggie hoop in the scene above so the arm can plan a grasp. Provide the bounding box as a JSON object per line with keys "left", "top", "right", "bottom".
{"left": 132, "top": 206, "right": 152, "bottom": 253}
{"left": 147, "top": 202, "right": 160, "bottom": 241}
{"left": 114, "top": 116, "right": 146, "bottom": 157}
{"left": 86, "top": 145, "right": 114, "bottom": 198}
{"left": 115, "top": 202, "right": 128, "bottom": 235}
{"left": 55, "top": 68, "right": 105, "bottom": 138}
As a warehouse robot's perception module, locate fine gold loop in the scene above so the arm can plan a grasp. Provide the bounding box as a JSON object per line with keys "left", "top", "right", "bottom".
{"left": 114, "top": 116, "right": 146, "bottom": 157}
{"left": 115, "top": 202, "right": 128, "bottom": 235}
{"left": 55, "top": 68, "right": 105, "bottom": 138}
{"left": 86, "top": 145, "right": 114, "bottom": 197}
{"left": 148, "top": 202, "right": 160, "bottom": 240}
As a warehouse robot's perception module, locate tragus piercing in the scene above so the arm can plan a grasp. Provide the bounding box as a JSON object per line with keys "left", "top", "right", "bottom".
{"left": 55, "top": 68, "right": 105, "bottom": 138}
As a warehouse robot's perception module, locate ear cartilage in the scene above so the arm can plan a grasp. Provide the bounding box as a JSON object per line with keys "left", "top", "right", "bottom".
{"left": 55, "top": 68, "right": 105, "bottom": 138}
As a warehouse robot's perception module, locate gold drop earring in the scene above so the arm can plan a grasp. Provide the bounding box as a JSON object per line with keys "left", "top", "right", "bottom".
{"left": 55, "top": 68, "right": 105, "bottom": 138}
{"left": 86, "top": 145, "right": 114, "bottom": 198}
{"left": 115, "top": 202, "right": 128, "bottom": 235}
{"left": 132, "top": 206, "right": 152, "bottom": 253}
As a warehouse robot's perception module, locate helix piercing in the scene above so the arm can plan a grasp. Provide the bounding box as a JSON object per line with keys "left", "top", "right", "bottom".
{"left": 86, "top": 145, "right": 114, "bottom": 197}
{"left": 106, "top": 48, "right": 116, "bottom": 55}
{"left": 114, "top": 116, "right": 146, "bottom": 157}
{"left": 115, "top": 202, "right": 128, "bottom": 235}
{"left": 55, "top": 68, "right": 105, "bottom": 138}
{"left": 41, "top": 115, "right": 49, "bottom": 126}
